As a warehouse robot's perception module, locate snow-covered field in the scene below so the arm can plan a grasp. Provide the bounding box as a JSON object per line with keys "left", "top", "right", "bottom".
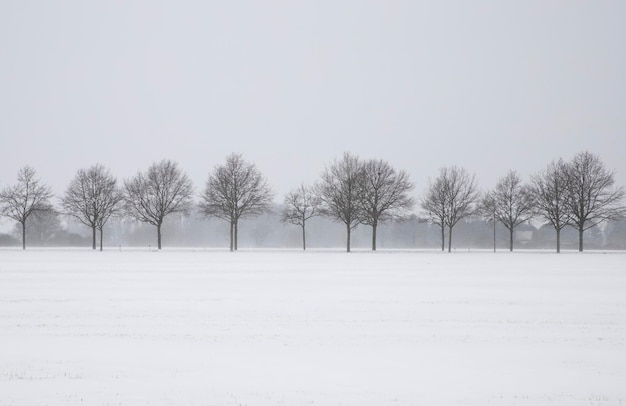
{"left": 1, "top": 249, "right": 625, "bottom": 405}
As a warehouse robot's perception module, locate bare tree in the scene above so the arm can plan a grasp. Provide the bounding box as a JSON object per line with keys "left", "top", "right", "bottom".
{"left": 96, "top": 193, "right": 122, "bottom": 251}
{"left": 0, "top": 166, "right": 53, "bottom": 250}
{"left": 281, "top": 184, "right": 320, "bottom": 250}
{"left": 317, "top": 152, "right": 364, "bottom": 252}
{"left": 200, "top": 153, "right": 273, "bottom": 251}
{"left": 61, "top": 164, "right": 123, "bottom": 251}
{"left": 565, "top": 151, "right": 625, "bottom": 252}
{"left": 421, "top": 166, "right": 479, "bottom": 252}
{"left": 478, "top": 193, "right": 498, "bottom": 252}
{"left": 530, "top": 159, "right": 570, "bottom": 253}
{"left": 359, "top": 159, "right": 415, "bottom": 251}
{"left": 123, "top": 160, "right": 194, "bottom": 250}
{"left": 490, "top": 170, "right": 534, "bottom": 251}
{"left": 421, "top": 173, "right": 448, "bottom": 251}
{"left": 442, "top": 167, "right": 480, "bottom": 253}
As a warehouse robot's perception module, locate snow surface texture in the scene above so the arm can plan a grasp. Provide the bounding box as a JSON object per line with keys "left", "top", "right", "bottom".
{"left": 1, "top": 249, "right": 625, "bottom": 405}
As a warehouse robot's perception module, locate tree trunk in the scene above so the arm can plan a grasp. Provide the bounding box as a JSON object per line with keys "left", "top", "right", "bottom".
{"left": 447, "top": 225, "right": 453, "bottom": 253}
{"left": 578, "top": 228, "right": 584, "bottom": 252}
{"left": 302, "top": 223, "right": 306, "bottom": 251}
{"left": 509, "top": 227, "right": 514, "bottom": 251}
{"left": 556, "top": 228, "right": 561, "bottom": 253}
{"left": 346, "top": 224, "right": 351, "bottom": 253}
{"left": 157, "top": 224, "right": 162, "bottom": 250}
{"left": 372, "top": 222, "right": 377, "bottom": 251}
{"left": 22, "top": 221, "right": 26, "bottom": 250}
{"left": 229, "top": 221, "right": 234, "bottom": 252}
{"left": 92, "top": 226, "right": 97, "bottom": 250}
{"left": 493, "top": 217, "right": 496, "bottom": 253}
{"left": 99, "top": 228, "right": 104, "bottom": 252}
{"left": 440, "top": 224, "right": 445, "bottom": 252}
{"left": 234, "top": 220, "right": 238, "bottom": 251}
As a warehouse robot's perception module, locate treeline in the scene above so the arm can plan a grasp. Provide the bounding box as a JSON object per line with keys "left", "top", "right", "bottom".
{"left": 0, "top": 151, "right": 624, "bottom": 252}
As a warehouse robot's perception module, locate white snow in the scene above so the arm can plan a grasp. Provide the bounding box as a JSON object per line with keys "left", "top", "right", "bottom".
{"left": 1, "top": 249, "right": 625, "bottom": 405}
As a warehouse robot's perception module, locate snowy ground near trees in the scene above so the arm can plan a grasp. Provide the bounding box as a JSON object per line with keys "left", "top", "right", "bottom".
{"left": 1, "top": 249, "right": 625, "bottom": 405}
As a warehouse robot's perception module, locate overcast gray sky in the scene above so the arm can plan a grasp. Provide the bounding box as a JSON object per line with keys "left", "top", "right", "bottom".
{"left": 1, "top": 0, "right": 624, "bottom": 202}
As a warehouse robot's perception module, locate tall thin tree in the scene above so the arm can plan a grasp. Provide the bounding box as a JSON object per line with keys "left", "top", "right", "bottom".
{"left": 281, "top": 184, "right": 320, "bottom": 250}
{"left": 123, "top": 160, "right": 194, "bottom": 250}
{"left": 0, "top": 166, "right": 53, "bottom": 250}
{"left": 421, "top": 173, "right": 448, "bottom": 251}
{"left": 359, "top": 159, "right": 415, "bottom": 251}
{"left": 200, "top": 153, "right": 273, "bottom": 251}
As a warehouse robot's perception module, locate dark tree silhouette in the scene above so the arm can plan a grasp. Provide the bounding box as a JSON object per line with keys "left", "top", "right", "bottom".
{"left": 359, "top": 159, "right": 415, "bottom": 251}
{"left": 62, "top": 164, "right": 123, "bottom": 251}
{"left": 123, "top": 160, "right": 194, "bottom": 250}
{"left": 317, "top": 152, "right": 364, "bottom": 252}
{"left": 200, "top": 153, "right": 273, "bottom": 251}
{"left": 565, "top": 151, "right": 625, "bottom": 252}
{"left": 281, "top": 184, "right": 320, "bottom": 250}
{"left": 0, "top": 166, "right": 53, "bottom": 250}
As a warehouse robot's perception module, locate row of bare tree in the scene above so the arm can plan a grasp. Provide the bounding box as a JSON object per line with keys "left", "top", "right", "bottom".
{"left": 0, "top": 154, "right": 272, "bottom": 251}
{"left": 282, "top": 152, "right": 414, "bottom": 252}
{"left": 421, "top": 151, "right": 626, "bottom": 253}
{"left": 0, "top": 151, "right": 623, "bottom": 252}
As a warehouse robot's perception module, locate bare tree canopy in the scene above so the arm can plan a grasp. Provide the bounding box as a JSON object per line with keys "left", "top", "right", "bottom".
{"left": 282, "top": 184, "right": 320, "bottom": 251}
{"left": 0, "top": 166, "right": 53, "bottom": 250}
{"left": 530, "top": 159, "right": 570, "bottom": 253}
{"left": 359, "top": 159, "right": 415, "bottom": 251}
{"left": 200, "top": 153, "right": 273, "bottom": 251}
{"left": 565, "top": 151, "right": 625, "bottom": 252}
{"left": 421, "top": 166, "right": 479, "bottom": 252}
{"left": 123, "top": 159, "right": 194, "bottom": 250}
{"left": 61, "top": 164, "right": 123, "bottom": 251}
{"left": 317, "top": 152, "right": 364, "bottom": 252}
{"left": 490, "top": 170, "right": 534, "bottom": 251}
